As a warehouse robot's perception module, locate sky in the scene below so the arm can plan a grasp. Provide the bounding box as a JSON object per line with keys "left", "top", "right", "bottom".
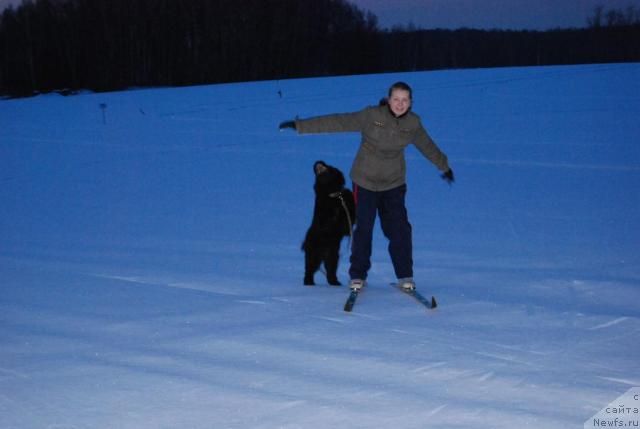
{"left": 350, "top": 0, "right": 640, "bottom": 30}
{"left": 1, "top": 0, "right": 639, "bottom": 29}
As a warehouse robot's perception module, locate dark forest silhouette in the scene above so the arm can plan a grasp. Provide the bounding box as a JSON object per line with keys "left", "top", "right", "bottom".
{"left": 1, "top": 0, "right": 639, "bottom": 97}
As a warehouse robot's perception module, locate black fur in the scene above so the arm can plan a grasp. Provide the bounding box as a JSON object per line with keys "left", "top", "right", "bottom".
{"left": 302, "top": 161, "right": 356, "bottom": 286}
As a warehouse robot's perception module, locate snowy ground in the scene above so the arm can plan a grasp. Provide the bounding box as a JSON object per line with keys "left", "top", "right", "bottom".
{"left": 1, "top": 63, "right": 639, "bottom": 428}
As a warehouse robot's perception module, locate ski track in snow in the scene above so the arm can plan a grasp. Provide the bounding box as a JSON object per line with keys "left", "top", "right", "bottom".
{"left": 426, "top": 404, "right": 448, "bottom": 417}
{"left": 596, "top": 376, "right": 640, "bottom": 387}
{"left": 589, "top": 317, "right": 629, "bottom": 330}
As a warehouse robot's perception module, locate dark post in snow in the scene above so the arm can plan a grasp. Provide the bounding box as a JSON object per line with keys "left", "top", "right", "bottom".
{"left": 100, "top": 103, "right": 107, "bottom": 124}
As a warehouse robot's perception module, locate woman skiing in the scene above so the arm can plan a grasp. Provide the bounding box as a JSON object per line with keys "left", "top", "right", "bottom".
{"left": 280, "top": 81, "right": 454, "bottom": 292}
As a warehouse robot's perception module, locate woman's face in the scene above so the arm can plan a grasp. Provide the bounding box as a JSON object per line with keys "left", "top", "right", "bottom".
{"left": 389, "top": 88, "right": 411, "bottom": 117}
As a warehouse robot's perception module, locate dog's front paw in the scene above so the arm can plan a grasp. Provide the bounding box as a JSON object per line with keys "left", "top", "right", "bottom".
{"left": 304, "top": 277, "right": 315, "bottom": 286}
{"left": 328, "top": 278, "right": 342, "bottom": 286}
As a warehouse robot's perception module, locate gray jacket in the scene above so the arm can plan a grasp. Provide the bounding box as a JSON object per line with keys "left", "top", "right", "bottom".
{"left": 295, "top": 105, "right": 450, "bottom": 191}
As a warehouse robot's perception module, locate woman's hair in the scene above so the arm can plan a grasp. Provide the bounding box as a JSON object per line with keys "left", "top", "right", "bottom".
{"left": 388, "top": 81, "right": 413, "bottom": 99}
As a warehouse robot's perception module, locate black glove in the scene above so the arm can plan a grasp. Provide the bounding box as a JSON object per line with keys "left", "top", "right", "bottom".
{"left": 441, "top": 168, "right": 455, "bottom": 185}
{"left": 279, "top": 120, "right": 296, "bottom": 131}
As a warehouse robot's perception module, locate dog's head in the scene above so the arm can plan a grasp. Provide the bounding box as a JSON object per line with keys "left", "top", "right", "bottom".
{"left": 313, "top": 160, "right": 345, "bottom": 195}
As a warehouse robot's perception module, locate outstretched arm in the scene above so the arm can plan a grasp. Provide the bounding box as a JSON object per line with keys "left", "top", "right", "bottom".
{"left": 413, "top": 123, "right": 454, "bottom": 184}
{"left": 280, "top": 108, "right": 368, "bottom": 135}
{"left": 413, "top": 124, "right": 449, "bottom": 170}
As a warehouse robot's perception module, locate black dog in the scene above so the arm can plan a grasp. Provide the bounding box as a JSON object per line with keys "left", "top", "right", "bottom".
{"left": 302, "top": 161, "right": 356, "bottom": 286}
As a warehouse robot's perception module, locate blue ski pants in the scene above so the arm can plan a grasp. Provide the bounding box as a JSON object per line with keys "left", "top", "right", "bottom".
{"left": 349, "top": 183, "right": 413, "bottom": 280}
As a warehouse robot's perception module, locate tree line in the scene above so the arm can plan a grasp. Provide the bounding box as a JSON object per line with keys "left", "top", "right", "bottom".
{"left": 1, "top": 0, "right": 639, "bottom": 97}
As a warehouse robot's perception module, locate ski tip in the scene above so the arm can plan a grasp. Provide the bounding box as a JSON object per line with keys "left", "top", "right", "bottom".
{"left": 431, "top": 296, "right": 437, "bottom": 309}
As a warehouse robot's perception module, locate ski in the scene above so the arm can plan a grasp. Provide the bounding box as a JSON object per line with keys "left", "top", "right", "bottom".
{"left": 394, "top": 284, "right": 437, "bottom": 310}
{"left": 345, "top": 284, "right": 436, "bottom": 312}
{"left": 343, "top": 289, "right": 360, "bottom": 312}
